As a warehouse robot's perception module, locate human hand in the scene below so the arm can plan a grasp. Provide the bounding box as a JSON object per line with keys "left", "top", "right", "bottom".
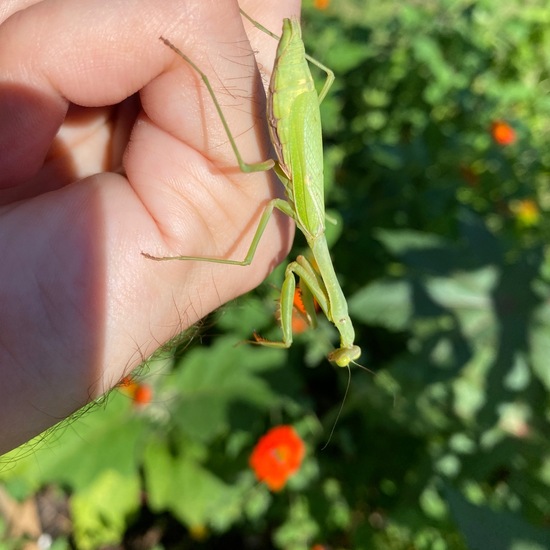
{"left": 0, "top": 0, "right": 297, "bottom": 454}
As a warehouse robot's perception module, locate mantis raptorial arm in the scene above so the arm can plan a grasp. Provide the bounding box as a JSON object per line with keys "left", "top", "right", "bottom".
{"left": 146, "top": 14, "right": 361, "bottom": 368}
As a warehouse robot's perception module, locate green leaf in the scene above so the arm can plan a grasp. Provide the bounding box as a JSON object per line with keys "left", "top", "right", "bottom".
{"left": 0, "top": 393, "right": 145, "bottom": 495}
{"left": 446, "top": 486, "right": 550, "bottom": 549}
{"left": 143, "top": 440, "right": 247, "bottom": 530}
{"left": 375, "top": 229, "right": 447, "bottom": 256}
{"left": 529, "top": 300, "right": 550, "bottom": 391}
{"left": 273, "top": 496, "right": 319, "bottom": 550}
{"left": 170, "top": 336, "right": 287, "bottom": 442}
{"left": 349, "top": 279, "right": 412, "bottom": 330}
{"left": 71, "top": 469, "right": 140, "bottom": 550}
{"left": 424, "top": 267, "right": 498, "bottom": 337}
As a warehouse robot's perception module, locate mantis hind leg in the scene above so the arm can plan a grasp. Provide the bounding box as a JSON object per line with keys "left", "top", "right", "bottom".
{"left": 143, "top": 198, "right": 295, "bottom": 264}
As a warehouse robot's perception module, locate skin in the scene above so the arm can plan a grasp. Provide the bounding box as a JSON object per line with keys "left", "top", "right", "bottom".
{"left": 0, "top": 0, "right": 298, "bottom": 455}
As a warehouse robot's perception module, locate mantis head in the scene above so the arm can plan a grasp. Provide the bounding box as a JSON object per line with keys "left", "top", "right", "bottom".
{"left": 328, "top": 345, "right": 361, "bottom": 368}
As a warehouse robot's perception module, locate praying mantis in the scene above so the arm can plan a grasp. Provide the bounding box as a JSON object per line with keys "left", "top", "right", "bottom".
{"left": 144, "top": 10, "right": 361, "bottom": 368}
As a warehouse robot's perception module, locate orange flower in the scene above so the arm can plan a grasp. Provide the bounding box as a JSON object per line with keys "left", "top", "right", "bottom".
{"left": 276, "top": 287, "right": 320, "bottom": 335}
{"left": 291, "top": 309, "right": 309, "bottom": 334}
{"left": 117, "top": 376, "right": 153, "bottom": 406}
{"left": 491, "top": 120, "right": 516, "bottom": 146}
{"left": 249, "top": 426, "right": 305, "bottom": 491}
{"left": 511, "top": 198, "right": 540, "bottom": 227}
{"left": 314, "top": 0, "right": 330, "bottom": 9}
{"left": 117, "top": 375, "right": 135, "bottom": 389}
{"left": 132, "top": 384, "right": 153, "bottom": 405}
{"left": 293, "top": 286, "right": 308, "bottom": 314}
{"left": 293, "top": 287, "right": 319, "bottom": 334}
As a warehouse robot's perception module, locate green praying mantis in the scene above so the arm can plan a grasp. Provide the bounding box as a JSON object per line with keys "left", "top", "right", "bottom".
{"left": 143, "top": 10, "right": 361, "bottom": 368}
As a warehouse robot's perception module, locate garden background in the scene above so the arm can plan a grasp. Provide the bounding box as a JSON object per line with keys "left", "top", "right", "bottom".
{"left": 2, "top": 0, "right": 550, "bottom": 548}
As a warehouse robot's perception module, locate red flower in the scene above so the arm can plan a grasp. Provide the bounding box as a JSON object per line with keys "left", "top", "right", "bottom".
{"left": 249, "top": 426, "right": 306, "bottom": 491}
{"left": 491, "top": 120, "right": 516, "bottom": 146}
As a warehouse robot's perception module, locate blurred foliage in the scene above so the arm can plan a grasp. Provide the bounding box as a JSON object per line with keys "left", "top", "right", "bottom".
{"left": 2, "top": 0, "right": 550, "bottom": 548}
